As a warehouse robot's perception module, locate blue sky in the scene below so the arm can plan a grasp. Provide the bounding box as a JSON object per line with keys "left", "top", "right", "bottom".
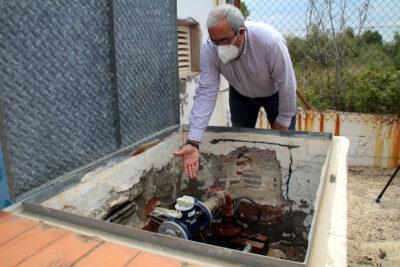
{"left": 244, "top": 0, "right": 400, "bottom": 41}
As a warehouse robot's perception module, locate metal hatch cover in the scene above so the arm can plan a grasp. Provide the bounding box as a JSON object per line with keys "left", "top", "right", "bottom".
{"left": 0, "top": 0, "right": 179, "bottom": 199}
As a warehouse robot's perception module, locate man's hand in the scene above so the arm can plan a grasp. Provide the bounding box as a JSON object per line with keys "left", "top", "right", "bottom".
{"left": 173, "top": 144, "right": 200, "bottom": 179}
{"left": 271, "top": 122, "right": 289, "bottom": 131}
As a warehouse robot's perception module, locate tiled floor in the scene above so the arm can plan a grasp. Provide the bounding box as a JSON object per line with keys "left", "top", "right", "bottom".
{"left": 0, "top": 211, "right": 201, "bottom": 267}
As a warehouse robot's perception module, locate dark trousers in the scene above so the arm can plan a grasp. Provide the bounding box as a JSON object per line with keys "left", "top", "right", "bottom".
{"left": 229, "top": 85, "right": 296, "bottom": 130}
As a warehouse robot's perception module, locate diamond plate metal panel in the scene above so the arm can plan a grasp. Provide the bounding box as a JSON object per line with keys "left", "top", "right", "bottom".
{"left": 113, "top": 0, "right": 180, "bottom": 145}
{"left": 0, "top": 0, "right": 118, "bottom": 197}
{"left": 0, "top": 0, "right": 179, "bottom": 198}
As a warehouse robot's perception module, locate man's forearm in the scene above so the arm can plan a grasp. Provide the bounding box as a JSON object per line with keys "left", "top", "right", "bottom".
{"left": 271, "top": 122, "right": 289, "bottom": 130}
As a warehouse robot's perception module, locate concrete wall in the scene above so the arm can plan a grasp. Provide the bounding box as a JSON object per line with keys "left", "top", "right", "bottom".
{"left": 179, "top": 75, "right": 231, "bottom": 128}
{"left": 42, "top": 132, "right": 184, "bottom": 220}
{"left": 257, "top": 109, "right": 399, "bottom": 168}
{"left": 297, "top": 110, "right": 399, "bottom": 169}
{"left": 41, "top": 129, "right": 331, "bottom": 217}
{"left": 199, "top": 130, "right": 331, "bottom": 216}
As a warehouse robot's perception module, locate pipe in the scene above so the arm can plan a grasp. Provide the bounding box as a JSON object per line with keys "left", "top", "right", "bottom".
{"left": 242, "top": 244, "right": 252, "bottom": 253}
{"left": 202, "top": 191, "right": 234, "bottom": 217}
{"left": 202, "top": 191, "right": 225, "bottom": 213}
{"left": 223, "top": 192, "right": 234, "bottom": 218}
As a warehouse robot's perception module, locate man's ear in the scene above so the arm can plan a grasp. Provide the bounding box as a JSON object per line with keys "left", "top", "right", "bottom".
{"left": 239, "top": 27, "right": 246, "bottom": 37}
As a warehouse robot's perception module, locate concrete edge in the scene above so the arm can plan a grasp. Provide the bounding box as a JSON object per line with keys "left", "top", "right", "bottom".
{"left": 324, "top": 136, "right": 349, "bottom": 267}
{"left": 306, "top": 136, "right": 349, "bottom": 267}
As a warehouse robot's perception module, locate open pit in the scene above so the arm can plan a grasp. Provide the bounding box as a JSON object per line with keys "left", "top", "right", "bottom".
{"left": 34, "top": 127, "right": 339, "bottom": 266}
{"left": 2, "top": 126, "right": 347, "bottom": 266}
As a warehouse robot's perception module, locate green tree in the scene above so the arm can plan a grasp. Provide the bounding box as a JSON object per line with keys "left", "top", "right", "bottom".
{"left": 240, "top": 1, "right": 250, "bottom": 19}
{"left": 343, "top": 68, "right": 400, "bottom": 114}
{"left": 359, "top": 30, "right": 383, "bottom": 45}
{"left": 384, "top": 32, "right": 400, "bottom": 70}
{"left": 287, "top": 27, "right": 398, "bottom": 114}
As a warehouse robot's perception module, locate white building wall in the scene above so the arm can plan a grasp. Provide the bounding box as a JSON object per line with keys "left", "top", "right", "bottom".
{"left": 177, "top": 0, "right": 231, "bottom": 128}
{"left": 177, "top": 0, "right": 216, "bottom": 44}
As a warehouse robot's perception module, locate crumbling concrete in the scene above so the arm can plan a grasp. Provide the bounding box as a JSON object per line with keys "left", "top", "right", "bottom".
{"left": 199, "top": 131, "right": 331, "bottom": 218}
{"left": 39, "top": 128, "right": 340, "bottom": 265}
{"left": 42, "top": 133, "right": 183, "bottom": 221}
{"left": 43, "top": 128, "right": 330, "bottom": 232}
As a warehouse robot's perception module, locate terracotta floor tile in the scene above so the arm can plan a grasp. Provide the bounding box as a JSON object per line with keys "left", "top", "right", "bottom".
{"left": 0, "top": 223, "right": 68, "bottom": 266}
{"left": 73, "top": 241, "right": 141, "bottom": 267}
{"left": 0, "top": 215, "right": 40, "bottom": 246}
{"left": 0, "top": 211, "right": 11, "bottom": 222}
{"left": 126, "top": 251, "right": 183, "bottom": 267}
{"left": 0, "top": 214, "right": 203, "bottom": 267}
{"left": 16, "top": 232, "right": 102, "bottom": 267}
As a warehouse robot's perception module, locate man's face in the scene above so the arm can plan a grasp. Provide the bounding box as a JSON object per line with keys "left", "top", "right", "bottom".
{"left": 208, "top": 19, "right": 245, "bottom": 47}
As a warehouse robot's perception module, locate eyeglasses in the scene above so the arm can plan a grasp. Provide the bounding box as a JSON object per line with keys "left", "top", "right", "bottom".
{"left": 207, "top": 31, "right": 239, "bottom": 46}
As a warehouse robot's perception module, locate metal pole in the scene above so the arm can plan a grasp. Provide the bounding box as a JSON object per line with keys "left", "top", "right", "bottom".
{"left": 375, "top": 165, "right": 400, "bottom": 203}
{"left": 296, "top": 90, "right": 313, "bottom": 110}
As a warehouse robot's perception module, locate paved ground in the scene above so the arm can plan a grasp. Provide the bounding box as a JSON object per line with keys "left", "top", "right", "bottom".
{"left": 0, "top": 211, "right": 202, "bottom": 267}
{"left": 347, "top": 166, "right": 400, "bottom": 267}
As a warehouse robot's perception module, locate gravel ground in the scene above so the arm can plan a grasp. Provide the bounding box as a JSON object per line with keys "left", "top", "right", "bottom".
{"left": 347, "top": 166, "right": 400, "bottom": 267}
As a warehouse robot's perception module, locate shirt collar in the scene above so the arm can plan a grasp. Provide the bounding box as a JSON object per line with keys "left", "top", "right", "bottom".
{"left": 237, "top": 28, "right": 248, "bottom": 58}
{"left": 242, "top": 28, "right": 248, "bottom": 55}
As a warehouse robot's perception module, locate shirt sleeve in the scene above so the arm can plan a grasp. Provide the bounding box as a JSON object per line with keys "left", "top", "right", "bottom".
{"left": 188, "top": 45, "right": 221, "bottom": 142}
{"left": 268, "top": 37, "right": 297, "bottom": 127}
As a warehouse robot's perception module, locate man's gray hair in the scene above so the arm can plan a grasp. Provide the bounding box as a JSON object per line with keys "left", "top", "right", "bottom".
{"left": 206, "top": 4, "right": 245, "bottom": 32}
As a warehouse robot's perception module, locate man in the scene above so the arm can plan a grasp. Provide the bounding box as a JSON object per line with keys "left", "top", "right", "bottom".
{"left": 174, "top": 4, "right": 297, "bottom": 179}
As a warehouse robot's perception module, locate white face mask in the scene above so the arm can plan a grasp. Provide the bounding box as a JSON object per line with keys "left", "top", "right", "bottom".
{"left": 218, "top": 44, "right": 239, "bottom": 64}
{"left": 217, "top": 30, "right": 244, "bottom": 64}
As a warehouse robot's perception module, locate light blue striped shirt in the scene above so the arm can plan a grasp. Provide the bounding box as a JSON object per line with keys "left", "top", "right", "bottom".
{"left": 188, "top": 21, "right": 297, "bottom": 142}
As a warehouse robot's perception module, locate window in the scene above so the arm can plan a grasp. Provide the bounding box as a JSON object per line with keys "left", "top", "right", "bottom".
{"left": 177, "top": 20, "right": 200, "bottom": 77}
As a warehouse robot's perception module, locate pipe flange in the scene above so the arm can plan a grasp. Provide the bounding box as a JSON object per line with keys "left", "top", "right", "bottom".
{"left": 196, "top": 201, "right": 213, "bottom": 226}
{"left": 158, "top": 221, "right": 189, "bottom": 240}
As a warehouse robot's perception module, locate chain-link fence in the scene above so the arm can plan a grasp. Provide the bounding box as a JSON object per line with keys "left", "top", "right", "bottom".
{"left": 238, "top": 0, "right": 400, "bottom": 115}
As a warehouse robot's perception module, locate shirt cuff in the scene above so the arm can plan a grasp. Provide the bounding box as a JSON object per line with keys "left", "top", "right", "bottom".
{"left": 188, "top": 128, "right": 205, "bottom": 143}
{"left": 275, "top": 113, "right": 293, "bottom": 128}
